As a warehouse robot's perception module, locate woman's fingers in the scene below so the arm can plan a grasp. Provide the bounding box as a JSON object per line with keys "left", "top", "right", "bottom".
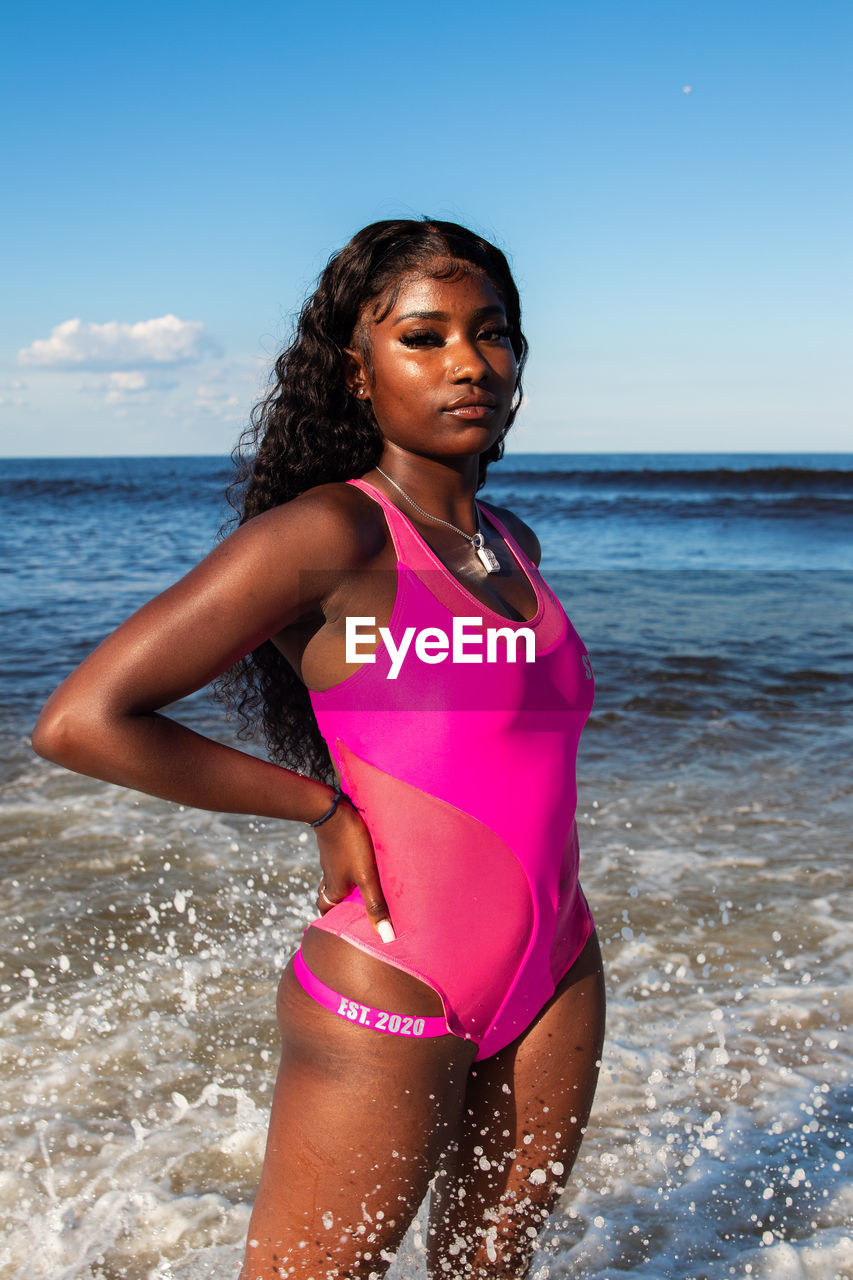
{"left": 316, "top": 881, "right": 341, "bottom": 914}
{"left": 355, "top": 866, "right": 396, "bottom": 943}
{"left": 315, "top": 867, "right": 395, "bottom": 940}
{"left": 314, "top": 804, "right": 395, "bottom": 941}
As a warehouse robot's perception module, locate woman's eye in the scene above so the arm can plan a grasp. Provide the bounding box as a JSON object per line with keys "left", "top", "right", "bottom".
{"left": 479, "top": 326, "right": 511, "bottom": 343}
{"left": 399, "top": 330, "right": 441, "bottom": 348}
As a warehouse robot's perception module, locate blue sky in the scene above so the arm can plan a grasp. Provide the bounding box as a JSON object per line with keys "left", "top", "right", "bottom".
{"left": 2, "top": 0, "right": 850, "bottom": 456}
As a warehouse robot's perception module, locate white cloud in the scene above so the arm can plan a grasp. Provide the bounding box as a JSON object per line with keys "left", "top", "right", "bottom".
{"left": 110, "top": 371, "right": 147, "bottom": 391}
{"left": 104, "top": 371, "right": 148, "bottom": 404}
{"left": 194, "top": 383, "right": 241, "bottom": 419}
{"left": 18, "top": 315, "right": 216, "bottom": 369}
{"left": 73, "top": 368, "right": 184, "bottom": 406}
{"left": 0, "top": 379, "right": 29, "bottom": 408}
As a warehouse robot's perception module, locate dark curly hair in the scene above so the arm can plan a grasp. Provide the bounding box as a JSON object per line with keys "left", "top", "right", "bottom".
{"left": 215, "top": 217, "right": 529, "bottom": 782}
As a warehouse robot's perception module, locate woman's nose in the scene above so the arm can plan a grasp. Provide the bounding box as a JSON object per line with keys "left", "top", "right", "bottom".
{"left": 449, "top": 344, "right": 489, "bottom": 381}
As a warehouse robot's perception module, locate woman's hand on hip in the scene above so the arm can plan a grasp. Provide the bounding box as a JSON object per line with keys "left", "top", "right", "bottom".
{"left": 314, "top": 800, "right": 395, "bottom": 943}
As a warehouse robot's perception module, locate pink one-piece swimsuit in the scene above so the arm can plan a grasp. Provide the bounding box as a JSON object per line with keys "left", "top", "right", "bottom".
{"left": 303, "top": 477, "right": 595, "bottom": 1061}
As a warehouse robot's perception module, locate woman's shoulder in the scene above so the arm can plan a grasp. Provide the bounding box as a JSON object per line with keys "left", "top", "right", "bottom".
{"left": 241, "top": 479, "right": 389, "bottom": 566}
{"left": 477, "top": 499, "right": 541, "bottom": 567}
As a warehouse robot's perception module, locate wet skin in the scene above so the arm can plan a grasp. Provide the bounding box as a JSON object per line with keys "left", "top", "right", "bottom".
{"left": 240, "top": 930, "right": 604, "bottom": 1280}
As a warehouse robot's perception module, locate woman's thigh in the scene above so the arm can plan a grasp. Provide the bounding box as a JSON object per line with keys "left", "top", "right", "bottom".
{"left": 427, "top": 932, "right": 606, "bottom": 1279}
{"left": 241, "top": 939, "right": 476, "bottom": 1280}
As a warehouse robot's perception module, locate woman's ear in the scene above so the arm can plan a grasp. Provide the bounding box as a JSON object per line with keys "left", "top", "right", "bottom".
{"left": 343, "top": 348, "right": 370, "bottom": 401}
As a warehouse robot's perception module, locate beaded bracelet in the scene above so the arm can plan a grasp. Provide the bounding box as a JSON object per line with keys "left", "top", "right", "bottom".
{"left": 309, "top": 786, "right": 348, "bottom": 828}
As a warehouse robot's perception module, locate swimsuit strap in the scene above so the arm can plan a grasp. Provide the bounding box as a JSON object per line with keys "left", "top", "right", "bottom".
{"left": 346, "top": 476, "right": 552, "bottom": 632}
{"left": 294, "top": 950, "right": 450, "bottom": 1040}
{"left": 347, "top": 475, "right": 532, "bottom": 569}
{"left": 346, "top": 476, "right": 441, "bottom": 572}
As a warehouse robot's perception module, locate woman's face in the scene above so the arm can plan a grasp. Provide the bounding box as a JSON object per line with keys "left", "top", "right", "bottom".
{"left": 350, "top": 267, "right": 518, "bottom": 465}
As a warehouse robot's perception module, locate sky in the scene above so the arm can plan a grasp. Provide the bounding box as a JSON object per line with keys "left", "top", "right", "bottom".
{"left": 1, "top": 0, "right": 850, "bottom": 457}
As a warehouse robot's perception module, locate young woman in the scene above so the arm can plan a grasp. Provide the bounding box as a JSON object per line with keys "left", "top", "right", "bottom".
{"left": 32, "top": 219, "right": 606, "bottom": 1279}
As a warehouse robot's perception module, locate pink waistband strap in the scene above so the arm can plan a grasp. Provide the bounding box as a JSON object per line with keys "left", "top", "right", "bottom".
{"left": 293, "top": 950, "right": 449, "bottom": 1039}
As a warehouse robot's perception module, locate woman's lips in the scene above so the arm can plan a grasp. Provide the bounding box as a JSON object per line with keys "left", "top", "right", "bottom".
{"left": 444, "top": 404, "right": 496, "bottom": 419}
{"left": 443, "top": 394, "right": 499, "bottom": 419}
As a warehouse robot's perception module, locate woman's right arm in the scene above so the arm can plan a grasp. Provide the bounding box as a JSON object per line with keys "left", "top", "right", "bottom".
{"left": 31, "top": 489, "right": 393, "bottom": 934}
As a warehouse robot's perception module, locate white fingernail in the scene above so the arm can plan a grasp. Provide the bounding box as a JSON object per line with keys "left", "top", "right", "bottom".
{"left": 377, "top": 920, "right": 396, "bottom": 944}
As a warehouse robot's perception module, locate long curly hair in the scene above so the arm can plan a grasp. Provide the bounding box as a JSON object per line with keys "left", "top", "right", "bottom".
{"left": 215, "top": 217, "right": 529, "bottom": 782}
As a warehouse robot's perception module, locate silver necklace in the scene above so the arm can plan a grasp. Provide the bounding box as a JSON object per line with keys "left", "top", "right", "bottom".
{"left": 375, "top": 467, "right": 501, "bottom": 574}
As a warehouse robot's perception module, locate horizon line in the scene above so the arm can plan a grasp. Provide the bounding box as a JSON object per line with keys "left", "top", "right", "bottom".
{"left": 3, "top": 449, "right": 852, "bottom": 462}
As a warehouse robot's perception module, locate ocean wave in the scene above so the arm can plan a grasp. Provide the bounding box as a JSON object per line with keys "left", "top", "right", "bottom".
{"left": 513, "top": 493, "right": 853, "bottom": 521}
{"left": 0, "top": 473, "right": 230, "bottom": 504}
{"left": 488, "top": 465, "right": 853, "bottom": 494}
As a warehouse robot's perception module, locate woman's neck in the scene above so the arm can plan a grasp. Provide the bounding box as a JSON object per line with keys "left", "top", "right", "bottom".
{"left": 371, "top": 452, "right": 481, "bottom": 529}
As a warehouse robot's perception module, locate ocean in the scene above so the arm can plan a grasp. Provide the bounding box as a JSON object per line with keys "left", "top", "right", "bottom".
{"left": 1, "top": 453, "right": 851, "bottom": 1279}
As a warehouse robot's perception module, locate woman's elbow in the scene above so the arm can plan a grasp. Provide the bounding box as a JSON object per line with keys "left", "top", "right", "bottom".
{"left": 32, "top": 702, "right": 67, "bottom": 763}
{"left": 31, "top": 694, "right": 91, "bottom": 765}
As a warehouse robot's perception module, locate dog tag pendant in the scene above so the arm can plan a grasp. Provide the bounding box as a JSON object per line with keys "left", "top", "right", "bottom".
{"left": 472, "top": 533, "right": 501, "bottom": 574}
